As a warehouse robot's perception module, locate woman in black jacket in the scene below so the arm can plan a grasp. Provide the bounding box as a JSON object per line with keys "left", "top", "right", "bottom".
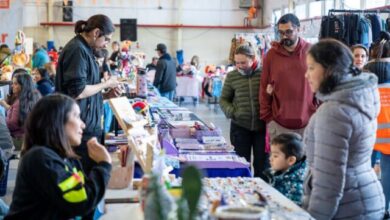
{"left": 5, "top": 94, "right": 112, "bottom": 220}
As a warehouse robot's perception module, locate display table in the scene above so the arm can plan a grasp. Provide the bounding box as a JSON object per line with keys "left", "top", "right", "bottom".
{"left": 106, "top": 96, "right": 252, "bottom": 178}
{"left": 101, "top": 188, "right": 143, "bottom": 220}
{"left": 101, "top": 177, "right": 313, "bottom": 219}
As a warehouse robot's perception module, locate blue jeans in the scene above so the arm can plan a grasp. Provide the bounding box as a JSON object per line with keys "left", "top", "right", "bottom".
{"left": 160, "top": 90, "right": 175, "bottom": 101}
{"left": 381, "top": 154, "right": 390, "bottom": 211}
{"left": 371, "top": 150, "right": 382, "bottom": 167}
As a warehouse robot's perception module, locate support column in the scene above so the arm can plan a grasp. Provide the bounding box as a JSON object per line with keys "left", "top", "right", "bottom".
{"left": 176, "top": 0, "right": 183, "bottom": 51}
{"left": 47, "top": 0, "right": 54, "bottom": 41}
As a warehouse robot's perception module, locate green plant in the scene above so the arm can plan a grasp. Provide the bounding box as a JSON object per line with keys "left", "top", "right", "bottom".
{"left": 179, "top": 165, "right": 203, "bottom": 220}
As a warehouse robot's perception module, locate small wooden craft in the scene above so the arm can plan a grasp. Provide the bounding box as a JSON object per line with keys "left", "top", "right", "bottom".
{"left": 108, "top": 97, "right": 158, "bottom": 175}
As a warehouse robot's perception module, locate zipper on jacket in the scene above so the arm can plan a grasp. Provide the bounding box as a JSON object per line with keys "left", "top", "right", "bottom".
{"left": 248, "top": 77, "right": 255, "bottom": 130}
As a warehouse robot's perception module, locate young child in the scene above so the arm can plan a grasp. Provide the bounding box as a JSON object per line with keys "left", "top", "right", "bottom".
{"left": 264, "top": 132, "right": 307, "bottom": 206}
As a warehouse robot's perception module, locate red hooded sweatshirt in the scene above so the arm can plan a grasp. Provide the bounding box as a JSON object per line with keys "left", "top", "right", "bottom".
{"left": 259, "top": 38, "right": 316, "bottom": 129}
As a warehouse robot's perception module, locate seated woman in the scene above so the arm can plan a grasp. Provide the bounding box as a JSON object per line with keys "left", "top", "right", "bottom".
{"left": 0, "top": 70, "right": 41, "bottom": 150}
{"left": 32, "top": 68, "right": 54, "bottom": 96}
{"left": 5, "top": 94, "right": 112, "bottom": 219}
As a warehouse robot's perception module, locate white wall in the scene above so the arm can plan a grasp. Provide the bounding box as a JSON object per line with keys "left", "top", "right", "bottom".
{"left": 19, "top": 0, "right": 262, "bottom": 66}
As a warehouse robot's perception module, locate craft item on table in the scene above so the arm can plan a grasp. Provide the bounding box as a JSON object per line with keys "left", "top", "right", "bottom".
{"left": 109, "top": 96, "right": 157, "bottom": 173}
{"left": 184, "top": 154, "right": 243, "bottom": 162}
{"left": 214, "top": 205, "right": 269, "bottom": 220}
{"left": 168, "top": 120, "right": 204, "bottom": 128}
{"left": 181, "top": 154, "right": 250, "bottom": 169}
{"left": 176, "top": 143, "right": 203, "bottom": 150}
{"left": 201, "top": 136, "right": 226, "bottom": 145}
{"left": 109, "top": 97, "right": 147, "bottom": 133}
{"left": 104, "top": 136, "right": 128, "bottom": 146}
{"left": 132, "top": 101, "right": 148, "bottom": 113}
{"left": 195, "top": 127, "right": 222, "bottom": 142}
{"left": 174, "top": 138, "right": 199, "bottom": 144}
{"left": 169, "top": 126, "right": 192, "bottom": 138}
{"left": 108, "top": 145, "right": 135, "bottom": 189}
{"left": 136, "top": 68, "right": 148, "bottom": 98}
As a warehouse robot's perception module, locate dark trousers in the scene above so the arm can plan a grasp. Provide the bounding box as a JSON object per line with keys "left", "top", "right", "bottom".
{"left": 230, "top": 122, "right": 269, "bottom": 180}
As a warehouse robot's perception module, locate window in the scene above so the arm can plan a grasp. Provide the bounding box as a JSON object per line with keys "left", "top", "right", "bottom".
{"left": 343, "top": 0, "right": 360, "bottom": 9}
{"left": 366, "top": 0, "right": 386, "bottom": 9}
{"left": 309, "top": 1, "right": 322, "bottom": 17}
{"left": 325, "top": 0, "right": 334, "bottom": 14}
{"left": 295, "top": 4, "right": 306, "bottom": 19}
{"left": 272, "top": 9, "right": 281, "bottom": 24}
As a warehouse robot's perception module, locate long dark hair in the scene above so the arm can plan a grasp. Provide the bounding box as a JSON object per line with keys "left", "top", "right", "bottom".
{"left": 308, "top": 39, "right": 361, "bottom": 94}
{"left": 6, "top": 68, "right": 29, "bottom": 105}
{"left": 74, "top": 14, "right": 115, "bottom": 36}
{"left": 23, "top": 94, "right": 78, "bottom": 158}
{"left": 370, "top": 31, "right": 390, "bottom": 59}
{"left": 13, "top": 73, "right": 41, "bottom": 126}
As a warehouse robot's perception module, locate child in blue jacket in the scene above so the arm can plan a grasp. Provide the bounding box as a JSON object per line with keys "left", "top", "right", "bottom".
{"left": 264, "top": 133, "right": 307, "bottom": 206}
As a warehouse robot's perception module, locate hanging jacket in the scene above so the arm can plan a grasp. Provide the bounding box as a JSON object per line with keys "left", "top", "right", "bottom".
{"left": 358, "top": 17, "right": 371, "bottom": 48}
{"left": 264, "top": 157, "right": 307, "bottom": 206}
{"left": 5, "top": 146, "right": 111, "bottom": 220}
{"left": 368, "top": 14, "right": 382, "bottom": 42}
{"left": 260, "top": 38, "right": 316, "bottom": 129}
{"left": 303, "top": 73, "right": 385, "bottom": 220}
{"left": 319, "top": 15, "right": 344, "bottom": 41}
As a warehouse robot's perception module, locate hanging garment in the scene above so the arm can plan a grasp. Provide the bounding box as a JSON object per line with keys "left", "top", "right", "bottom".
{"left": 367, "top": 14, "right": 382, "bottom": 42}
{"left": 319, "top": 15, "right": 344, "bottom": 41}
{"left": 359, "top": 17, "right": 371, "bottom": 48}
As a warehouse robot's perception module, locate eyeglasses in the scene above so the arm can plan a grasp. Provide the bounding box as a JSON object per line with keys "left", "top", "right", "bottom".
{"left": 103, "top": 36, "right": 111, "bottom": 43}
{"left": 278, "top": 29, "right": 295, "bottom": 37}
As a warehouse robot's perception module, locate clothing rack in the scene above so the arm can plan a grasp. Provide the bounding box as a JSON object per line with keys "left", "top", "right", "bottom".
{"left": 328, "top": 9, "right": 390, "bottom": 16}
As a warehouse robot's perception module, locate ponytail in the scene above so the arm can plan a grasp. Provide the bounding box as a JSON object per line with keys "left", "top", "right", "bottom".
{"left": 73, "top": 14, "right": 115, "bottom": 36}
{"left": 74, "top": 20, "right": 87, "bottom": 34}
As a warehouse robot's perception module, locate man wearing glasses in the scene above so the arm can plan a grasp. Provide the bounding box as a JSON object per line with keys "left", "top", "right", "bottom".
{"left": 259, "top": 13, "right": 316, "bottom": 140}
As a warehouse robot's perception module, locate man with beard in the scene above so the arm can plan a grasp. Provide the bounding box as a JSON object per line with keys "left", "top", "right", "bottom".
{"left": 220, "top": 44, "right": 268, "bottom": 179}
{"left": 260, "top": 13, "right": 316, "bottom": 139}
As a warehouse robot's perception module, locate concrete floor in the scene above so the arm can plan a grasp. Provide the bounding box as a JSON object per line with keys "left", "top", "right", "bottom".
{"left": 1, "top": 100, "right": 230, "bottom": 206}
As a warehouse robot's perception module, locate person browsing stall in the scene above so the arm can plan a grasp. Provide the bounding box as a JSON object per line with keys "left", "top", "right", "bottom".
{"left": 5, "top": 94, "right": 112, "bottom": 220}
{"left": 303, "top": 39, "right": 385, "bottom": 219}
{"left": 55, "top": 14, "right": 121, "bottom": 175}
{"left": 220, "top": 44, "right": 268, "bottom": 179}
{"left": 264, "top": 133, "right": 307, "bottom": 206}
{"left": 260, "top": 13, "right": 316, "bottom": 140}
{"left": 153, "top": 43, "right": 177, "bottom": 101}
